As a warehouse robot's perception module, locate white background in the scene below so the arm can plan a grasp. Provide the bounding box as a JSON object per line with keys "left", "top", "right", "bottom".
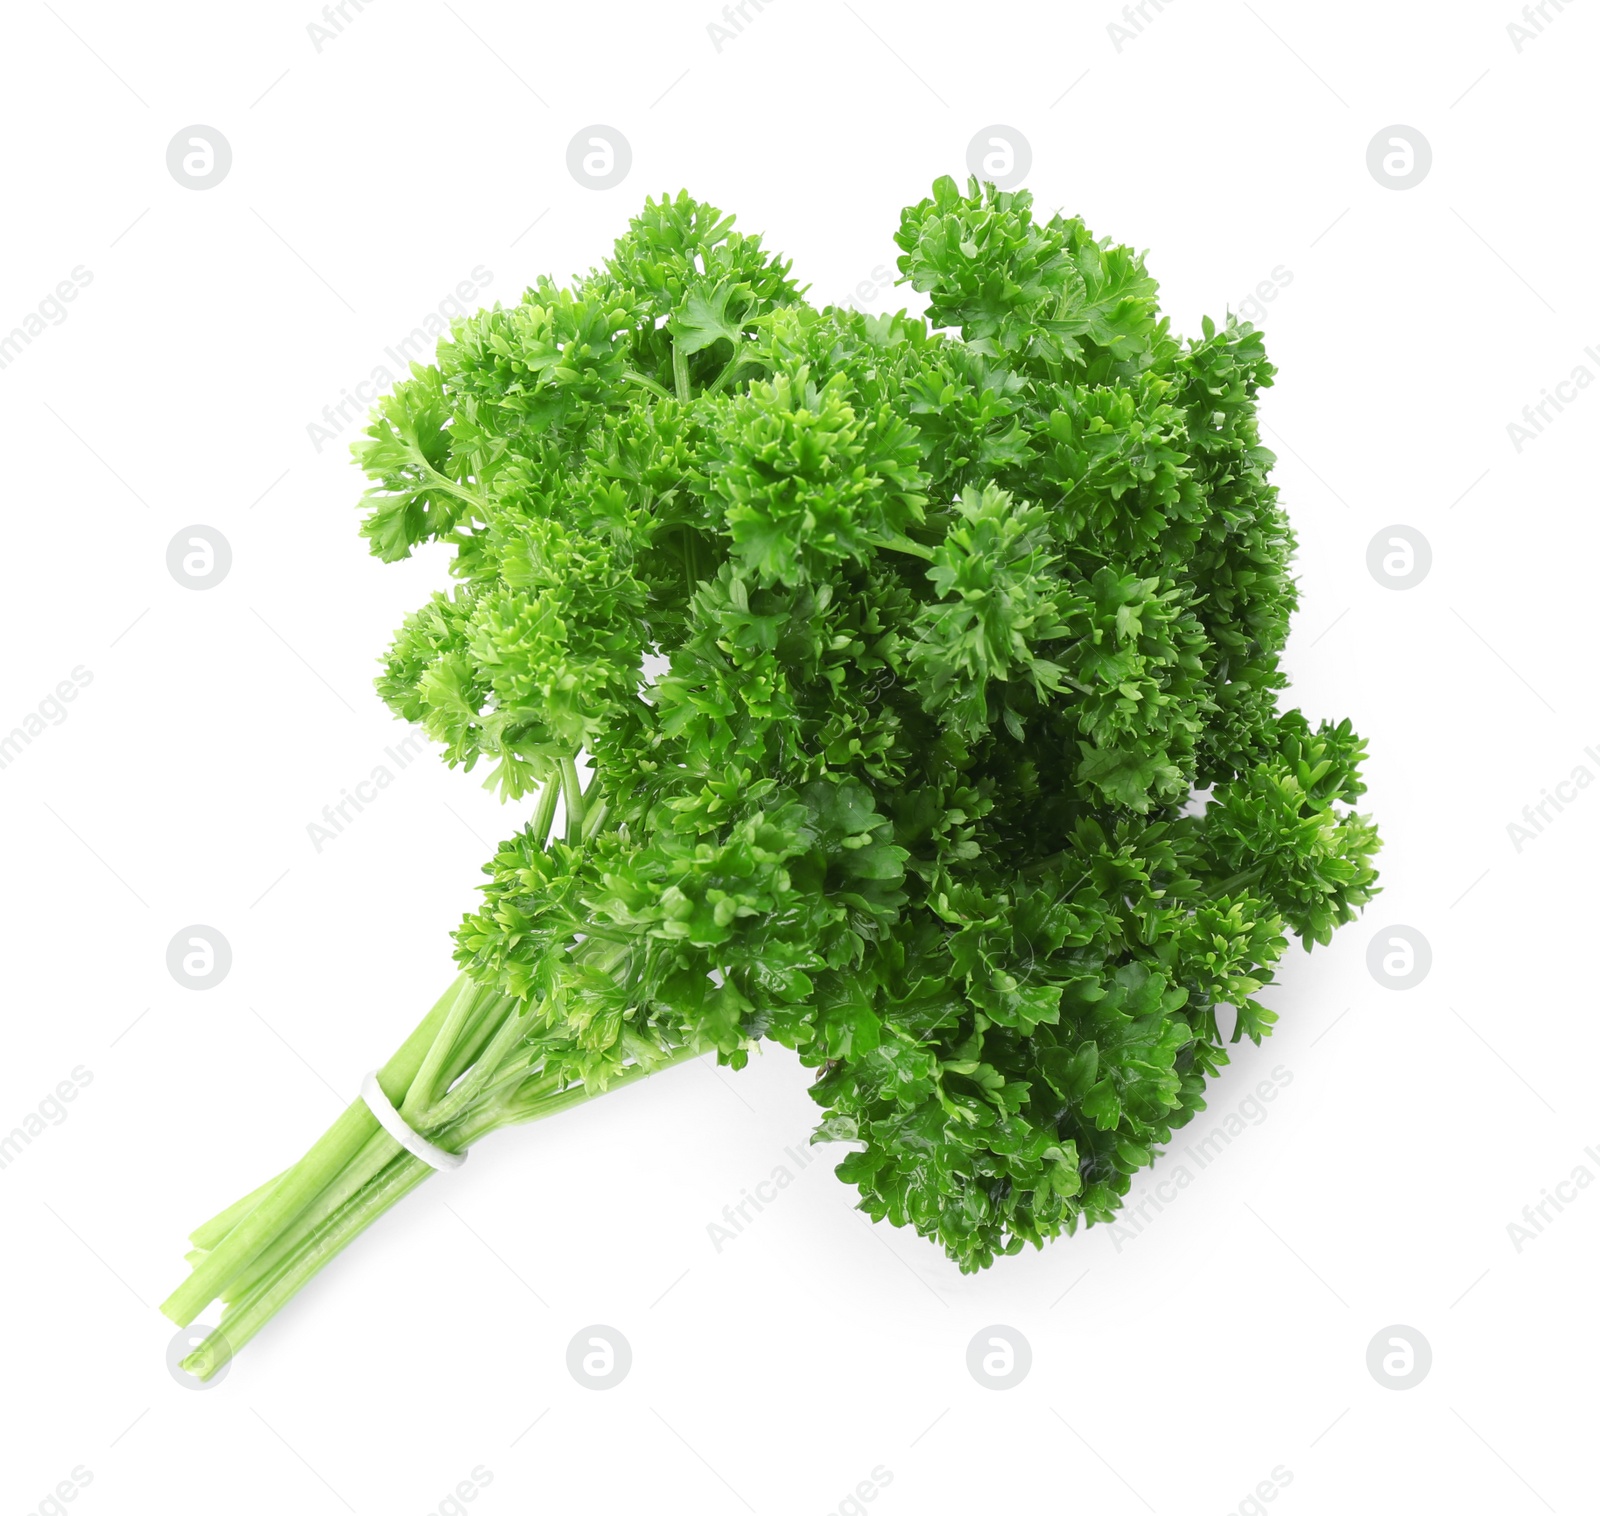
{"left": 1, "top": 1, "right": 1594, "bottom": 1512}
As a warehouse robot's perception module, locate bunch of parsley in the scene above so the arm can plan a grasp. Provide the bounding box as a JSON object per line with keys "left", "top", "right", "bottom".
{"left": 165, "top": 177, "right": 1378, "bottom": 1376}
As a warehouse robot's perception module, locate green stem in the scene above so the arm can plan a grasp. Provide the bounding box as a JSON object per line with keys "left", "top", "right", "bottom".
{"left": 425, "top": 1003, "right": 534, "bottom": 1129}
{"left": 497, "top": 1043, "right": 703, "bottom": 1125}
{"left": 413, "top": 449, "right": 488, "bottom": 511}
{"left": 432, "top": 990, "right": 514, "bottom": 1099}
{"left": 1215, "top": 863, "right": 1266, "bottom": 895}
{"left": 222, "top": 1129, "right": 399, "bottom": 1303}
{"left": 529, "top": 769, "right": 563, "bottom": 849}
{"left": 189, "top": 1170, "right": 285, "bottom": 1251}
{"left": 160, "top": 973, "right": 470, "bottom": 1327}
{"left": 558, "top": 757, "right": 586, "bottom": 844}
{"left": 622, "top": 367, "right": 674, "bottom": 401}
{"left": 183, "top": 1153, "right": 433, "bottom": 1380}
{"left": 400, "top": 976, "right": 481, "bottom": 1126}
{"left": 705, "top": 350, "right": 755, "bottom": 397}
{"left": 179, "top": 1043, "right": 707, "bottom": 1380}
{"left": 671, "top": 342, "right": 691, "bottom": 405}
{"left": 165, "top": 1101, "right": 370, "bottom": 1327}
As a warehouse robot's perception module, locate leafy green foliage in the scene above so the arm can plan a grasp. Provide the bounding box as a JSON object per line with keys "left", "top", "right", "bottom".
{"left": 358, "top": 178, "right": 1379, "bottom": 1272}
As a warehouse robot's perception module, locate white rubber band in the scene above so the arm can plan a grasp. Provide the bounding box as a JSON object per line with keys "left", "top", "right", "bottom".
{"left": 359, "top": 1070, "right": 467, "bottom": 1172}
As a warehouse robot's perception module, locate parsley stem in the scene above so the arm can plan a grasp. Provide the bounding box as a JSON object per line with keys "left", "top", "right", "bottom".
{"left": 179, "top": 1041, "right": 707, "bottom": 1379}
{"left": 622, "top": 367, "right": 674, "bottom": 401}
{"left": 401, "top": 975, "right": 483, "bottom": 1125}
{"left": 529, "top": 767, "right": 562, "bottom": 848}
{"left": 558, "top": 756, "right": 586, "bottom": 843}
{"left": 182, "top": 1153, "right": 433, "bottom": 1380}
{"left": 671, "top": 341, "right": 692, "bottom": 405}
{"left": 705, "top": 350, "right": 755, "bottom": 396}
{"left": 188, "top": 1170, "right": 286, "bottom": 1251}
{"left": 220, "top": 1129, "right": 398, "bottom": 1304}
{"left": 160, "top": 973, "right": 471, "bottom": 1328}
{"left": 410, "top": 448, "right": 488, "bottom": 511}
{"left": 1214, "top": 863, "right": 1266, "bottom": 895}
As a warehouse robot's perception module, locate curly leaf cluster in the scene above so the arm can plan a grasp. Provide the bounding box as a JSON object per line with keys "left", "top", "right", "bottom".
{"left": 356, "top": 176, "right": 1380, "bottom": 1271}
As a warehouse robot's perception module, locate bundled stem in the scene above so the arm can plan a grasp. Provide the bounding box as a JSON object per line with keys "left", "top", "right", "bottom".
{"left": 166, "top": 968, "right": 701, "bottom": 1379}
{"left": 162, "top": 764, "right": 706, "bottom": 1381}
